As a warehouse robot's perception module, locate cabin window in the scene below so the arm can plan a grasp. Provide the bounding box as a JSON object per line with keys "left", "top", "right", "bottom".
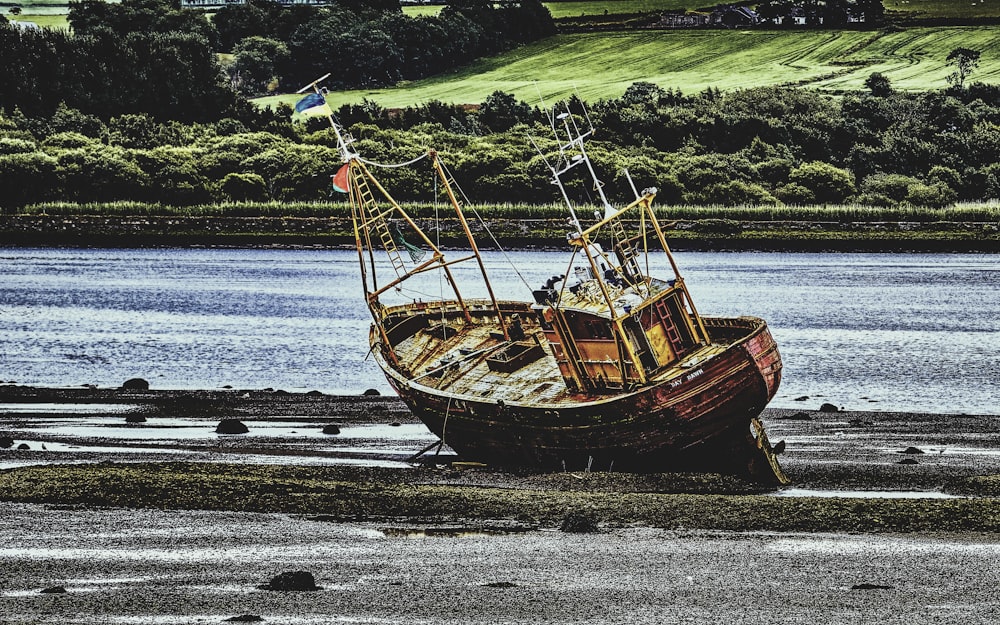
{"left": 565, "top": 311, "right": 613, "bottom": 340}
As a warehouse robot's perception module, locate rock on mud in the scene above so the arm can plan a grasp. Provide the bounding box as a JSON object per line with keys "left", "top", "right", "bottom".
{"left": 216, "top": 419, "right": 249, "bottom": 434}
{"left": 121, "top": 378, "right": 150, "bottom": 390}
{"left": 258, "top": 570, "right": 321, "bottom": 591}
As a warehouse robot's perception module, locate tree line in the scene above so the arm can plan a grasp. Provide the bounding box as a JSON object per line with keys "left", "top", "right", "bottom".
{"left": 3, "top": 72, "right": 1000, "bottom": 210}
{"left": 0, "top": 0, "right": 555, "bottom": 121}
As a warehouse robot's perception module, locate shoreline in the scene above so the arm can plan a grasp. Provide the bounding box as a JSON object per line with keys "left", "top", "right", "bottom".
{"left": 3, "top": 386, "right": 999, "bottom": 623}
{"left": 2, "top": 385, "right": 999, "bottom": 530}
{"left": 2, "top": 215, "right": 999, "bottom": 252}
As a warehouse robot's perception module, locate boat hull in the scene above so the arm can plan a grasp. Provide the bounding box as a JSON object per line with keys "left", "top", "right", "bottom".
{"left": 375, "top": 314, "right": 788, "bottom": 484}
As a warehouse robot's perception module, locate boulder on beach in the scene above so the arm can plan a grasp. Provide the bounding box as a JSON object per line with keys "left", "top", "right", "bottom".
{"left": 124, "top": 414, "right": 147, "bottom": 424}
{"left": 16, "top": 443, "right": 30, "bottom": 450}
{"left": 778, "top": 412, "right": 812, "bottom": 421}
{"left": 900, "top": 446, "right": 925, "bottom": 454}
{"left": 483, "top": 581, "right": 517, "bottom": 588}
{"left": 39, "top": 586, "right": 67, "bottom": 594}
{"left": 819, "top": 402, "right": 839, "bottom": 413}
{"left": 216, "top": 419, "right": 249, "bottom": 434}
{"left": 121, "top": 378, "right": 149, "bottom": 391}
{"left": 322, "top": 424, "right": 341, "bottom": 435}
{"left": 0, "top": 435, "right": 14, "bottom": 448}
{"left": 363, "top": 388, "right": 380, "bottom": 396}
{"left": 560, "top": 509, "right": 600, "bottom": 533}
{"left": 305, "top": 390, "right": 324, "bottom": 397}
{"left": 258, "top": 570, "right": 321, "bottom": 591}
{"left": 897, "top": 458, "right": 919, "bottom": 465}
{"left": 225, "top": 615, "right": 264, "bottom": 622}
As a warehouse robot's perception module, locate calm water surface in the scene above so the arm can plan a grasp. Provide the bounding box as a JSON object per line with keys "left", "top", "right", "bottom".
{"left": 1, "top": 247, "right": 997, "bottom": 415}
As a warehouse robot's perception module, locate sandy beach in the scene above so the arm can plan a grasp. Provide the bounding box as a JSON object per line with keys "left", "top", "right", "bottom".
{"left": 2, "top": 387, "right": 999, "bottom": 624}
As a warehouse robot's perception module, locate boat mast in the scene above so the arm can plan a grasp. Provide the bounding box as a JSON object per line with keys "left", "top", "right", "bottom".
{"left": 429, "top": 151, "right": 510, "bottom": 341}
{"left": 294, "top": 76, "right": 475, "bottom": 337}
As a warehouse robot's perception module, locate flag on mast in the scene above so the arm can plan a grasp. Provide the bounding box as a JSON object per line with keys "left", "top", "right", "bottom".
{"left": 294, "top": 92, "right": 332, "bottom": 117}
{"left": 332, "top": 163, "right": 350, "bottom": 193}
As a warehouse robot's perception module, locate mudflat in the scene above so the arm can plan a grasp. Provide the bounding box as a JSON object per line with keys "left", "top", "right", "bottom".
{"left": 1, "top": 386, "right": 999, "bottom": 624}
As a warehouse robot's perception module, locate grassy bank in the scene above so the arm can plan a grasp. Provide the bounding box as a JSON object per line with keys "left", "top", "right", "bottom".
{"left": 14, "top": 201, "right": 1000, "bottom": 221}
{"left": 3, "top": 209, "right": 998, "bottom": 251}
{"left": 1, "top": 462, "right": 998, "bottom": 532}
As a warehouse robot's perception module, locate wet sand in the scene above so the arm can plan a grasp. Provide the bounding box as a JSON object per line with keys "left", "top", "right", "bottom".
{"left": 2, "top": 387, "right": 1000, "bottom": 623}
{"left": 3, "top": 503, "right": 1000, "bottom": 625}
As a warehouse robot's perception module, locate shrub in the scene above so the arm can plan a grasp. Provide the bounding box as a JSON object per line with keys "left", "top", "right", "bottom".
{"left": 221, "top": 172, "right": 268, "bottom": 202}
{"left": 788, "top": 161, "right": 855, "bottom": 204}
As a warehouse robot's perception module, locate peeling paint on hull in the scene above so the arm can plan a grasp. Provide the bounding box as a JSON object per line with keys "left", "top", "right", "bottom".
{"left": 373, "top": 308, "right": 787, "bottom": 484}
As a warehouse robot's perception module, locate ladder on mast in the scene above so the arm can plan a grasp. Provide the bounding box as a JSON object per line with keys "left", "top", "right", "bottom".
{"left": 353, "top": 167, "right": 408, "bottom": 280}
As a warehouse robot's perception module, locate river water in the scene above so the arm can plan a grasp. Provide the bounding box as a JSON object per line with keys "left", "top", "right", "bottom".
{"left": 1, "top": 247, "right": 997, "bottom": 415}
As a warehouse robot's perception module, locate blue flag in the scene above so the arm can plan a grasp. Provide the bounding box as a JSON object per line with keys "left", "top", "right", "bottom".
{"left": 294, "top": 92, "right": 331, "bottom": 117}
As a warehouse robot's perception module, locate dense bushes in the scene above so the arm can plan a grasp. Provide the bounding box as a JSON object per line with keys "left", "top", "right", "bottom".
{"left": 4, "top": 81, "right": 1000, "bottom": 209}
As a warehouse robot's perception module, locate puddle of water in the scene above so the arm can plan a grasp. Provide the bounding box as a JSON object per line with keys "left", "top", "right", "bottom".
{"left": 2, "top": 440, "right": 193, "bottom": 454}
{"left": 773, "top": 488, "right": 961, "bottom": 499}
{"left": 382, "top": 526, "right": 532, "bottom": 538}
{"left": 335, "top": 424, "right": 435, "bottom": 441}
{"left": 0, "top": 403, "right": 141, "bottom": 414}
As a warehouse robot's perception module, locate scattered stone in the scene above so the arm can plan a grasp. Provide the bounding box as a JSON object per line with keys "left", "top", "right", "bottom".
{"left": 778, "top": 412, "right": 812, "bottom": 421}
{"left": 851, "top": 583, "right": 893, "bottom": 590}
{"left": 125, "top": 414, "right": 147, "bottom": 424}
{"left": 322, "top": 424, "right": 341, "bottom": 435}
{"left": 900, "top": 446, "right": 925, "bottom": 454}
{"left": 793, "top": 396, "right": 809, "bottom": 401}
{"left": 819, "top": 403, "right": 839, "bottom": 413}
{"left": 897, "top": 458, "right": 919, "bottom": 465}
{"left": 216, "top": 419, "right": 249, "bottom": 434}
{"left": 225, "top": 615, "right": 264, "bottom": 622}
{"left": 363, "top": 388, "right": 381, "bottom": 396}
{"left": 121, "top": 378, "right": 149, "bottom": 391}
{"left": 40, "top": 586, "right": 66, "bottom": 594}
{"left": 16, "top": 443, "right": 30, "bottom": 450}
{"left": 483, "top": 581, "right": 517, "bottom": 588}
{"left": 258, "top": 570, "right": 321, "bottom": 591}
{"left": 0, "top": 435, "right": 14, "bottom": 448}
{"left": 560, "top": 509, "right": 600, "bottom": 533}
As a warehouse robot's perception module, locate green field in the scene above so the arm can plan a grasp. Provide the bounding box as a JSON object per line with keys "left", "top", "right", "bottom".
{"left": 255, "top": 26, "right": 1000, "bottom": 109}
{"left": 403, "top": 0, "right": 1000, "bottom": 20}
{"left": 8, "top": 12, "right": 68, "bottom": 27}
{"left": 884, "top": 0, "right": 1000, "bottom": 19}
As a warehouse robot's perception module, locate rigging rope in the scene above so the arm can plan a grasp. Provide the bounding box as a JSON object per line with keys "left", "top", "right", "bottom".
{"left": 437, "top": 158, "right": 535, "bottom": 294}
{"left": 357, "top": 152, "right": 429, "bottom": 169}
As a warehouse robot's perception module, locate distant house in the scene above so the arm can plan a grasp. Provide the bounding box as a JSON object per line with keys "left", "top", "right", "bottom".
{"left": 180, "top": 0, "right": 328, "bottom": 6}
{"left": 8, "top": 20, "right": 42, "bottom": 31}
{"left": 709, "top": 5, "right": 759, "bottom": 28}
{"left": 655, "top": 11, "right": 711, "bottom": 28}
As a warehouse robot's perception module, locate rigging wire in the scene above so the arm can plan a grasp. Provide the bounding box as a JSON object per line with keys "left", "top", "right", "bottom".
{"left": 357, "top": 152, "right": 429, "bottom": 169}
{"left": 436, "top": 157, "right": 535, "bottom": 295}
{"left": 434, "top": 163, "right": 447, "bottom": 327}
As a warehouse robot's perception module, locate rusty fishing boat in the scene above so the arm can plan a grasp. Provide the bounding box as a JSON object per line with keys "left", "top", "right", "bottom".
{"left": 299, "top": 78, "right": 788, "bottom": 484}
